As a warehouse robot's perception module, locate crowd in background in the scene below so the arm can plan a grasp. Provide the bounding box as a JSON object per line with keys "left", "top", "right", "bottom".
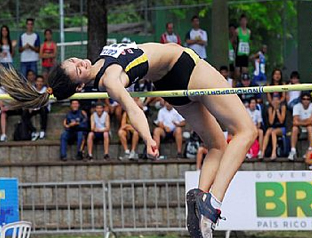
{"left": 0, "top": 15, "right": 311, "bottom": 169}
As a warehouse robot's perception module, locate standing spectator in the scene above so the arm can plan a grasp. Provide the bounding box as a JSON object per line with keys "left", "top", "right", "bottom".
{"left": 235, "top": 14, "right": 251, "bottom": 79}
{"left": 228, "top": 23, "right": 237, "bottom": 80}
{"left": 261, "top": 96, "right": 287, "bottom": 160}
{"left": 286, "top": 71, "right": 301, "bottom": 110}
{"left": 60, "top": 100, "right": 88, "bottom": 161}
{"left": 153, "top": 102, "right": 185, "bottom": 158}
{"left": 219, "top": 65, "right": 233, "bottom": 87}
{"left": 247, "top": 98, "right": 264, "bottom": 159}
{"left": 251, "top": 45, "right": 267, "bottom": 86}
{"left": 87, "top": 102, "right": 110, "bottom": 160}
{"left": 267, "top": 69, "right": 286, "bottom": 105}
{"left": 0, "top": 25, "right": 14, "bottom": 68}
{"left": 160, "top": 22, "right": 181, "bottom": 45}
{"left": 185, "top": 15, "right": 207, "bottom": 60}
{"left": 288, "top": 92, "right": 312, "bottom": 160}
{"left": 19, "top": 18, "right": 40, "bottom": 77}
{"left": 22, "top": 75, "right": 50, "bottom": 140}
{"left": 236, "top": 73, "right": 261, "bottom": 105}
{"left": 40, "top": 29, "right": 57, "bottom": 81}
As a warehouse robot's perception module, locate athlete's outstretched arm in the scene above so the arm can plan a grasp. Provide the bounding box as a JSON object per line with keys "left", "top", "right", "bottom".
{"left": 102, "top": 66, "right": 158, "bottom": 158}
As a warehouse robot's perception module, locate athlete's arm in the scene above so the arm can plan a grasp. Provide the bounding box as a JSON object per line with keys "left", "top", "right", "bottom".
{"left": 102, "top": 65, "right": 158, "bottom": 157}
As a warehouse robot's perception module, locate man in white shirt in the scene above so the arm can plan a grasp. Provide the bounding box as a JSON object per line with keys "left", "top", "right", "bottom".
{"left": 288, "top": 92, "right": 312, "bottom": 160}
{"left": 19, "top": 18, "right": 40, "bottom": 77}
{"left": 185, "top": 15, "right": 208, "bottom": 60}
{"left": 153, "top": 102, "right": 185, "bottom": 158}
{"left": 247, "top": 98, "right": 263, "bottom": 158}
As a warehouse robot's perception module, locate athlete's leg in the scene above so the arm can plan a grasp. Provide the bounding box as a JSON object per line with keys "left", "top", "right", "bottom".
{"left": 188, "top": 60, "right": 257, "bottom": 201}
{"left": 175, "top": 102, "right": 227, "bottom": 192}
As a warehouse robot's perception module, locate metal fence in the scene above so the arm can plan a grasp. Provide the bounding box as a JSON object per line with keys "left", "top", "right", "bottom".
{"left": 19, "top": 179, "right": 186, "bottom": 236}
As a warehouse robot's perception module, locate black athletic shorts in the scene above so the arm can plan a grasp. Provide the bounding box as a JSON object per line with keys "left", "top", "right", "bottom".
{"left": 153, "top": 48, "right": 200, "bottom": 106}
{"left": 235, "top": 55, "right": 249, "bottom": 68}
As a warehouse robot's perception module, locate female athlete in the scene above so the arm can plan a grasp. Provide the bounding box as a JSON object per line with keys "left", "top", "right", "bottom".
{"left": 0, "top": 42, "right": 257, "bottom": 238}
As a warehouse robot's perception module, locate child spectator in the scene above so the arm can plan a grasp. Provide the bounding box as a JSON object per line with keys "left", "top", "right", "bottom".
{"left": 60, "top": 100, "right": 88, "bottom": 161}
{"left": 288, "top": 92, "right": 312, "bottom": 160}
{"left": 87, "top": 102, "right": 110, "bottom": 160}
{"left": 261, "top": 96, "right": 287, "bottom": 160}
{"left": 251, "top": 45, "right": 267, "bottom": 86}
{"left": 267, "top": 69, "right": 286, "bottom": 105}
{"left": 40, "top": 29, "right": 57, "bottom": 81}
{"left": 153, "top": 101, "right": 185, "bottom": 158}
{"left": 247, "top": 98, "right": 264, "bottom": 159}
{"left": 286, "top": 71, "right": 301, "bottom": 110}
{"left": 22, "top": 75, "right": 50, "bottom": 140}
{"left": 26, "top": 69, "right": 36, "bottom": 85}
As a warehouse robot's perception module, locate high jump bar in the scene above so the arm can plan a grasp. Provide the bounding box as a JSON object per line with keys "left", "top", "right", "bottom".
{"left": 0, "top": 83, "right": 311, "bottom": 100}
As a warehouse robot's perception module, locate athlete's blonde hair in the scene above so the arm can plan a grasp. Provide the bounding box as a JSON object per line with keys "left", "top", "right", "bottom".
{"left": 0, "top": 63, "right": 78, "bottom": 109}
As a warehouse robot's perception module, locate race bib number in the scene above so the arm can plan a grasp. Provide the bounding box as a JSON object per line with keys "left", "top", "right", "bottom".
{"left": 229, "top": 49, "right": 235, "bottom": 61}
{"left": 100, "top": 42, "right": 138, "bottom": 58}
{"left": 238, "top": 42, "right": 250, "bottom": 55}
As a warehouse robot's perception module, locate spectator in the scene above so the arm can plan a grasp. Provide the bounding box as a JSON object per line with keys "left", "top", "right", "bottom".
{"left": 26, "top": 69, "right": 36, "bottom": 85}
{"left": 236, "top": 73, "right": 261, "bottom": 105}
{"left": 153, "top": 102, "right": 185, "bottom": 158}
{"left": 105, "top": 98, "right": 123, "bottom": 124}
{"left": 228, "top": 23, "right": 237, "bottom": 80}
{"left": 185, "top": 15, "right": 207, "bottom": 60}
{"left": 261, "top": 96, "right": 287, "bottom": 160}
{"left": 288, "top": 92, "right": 312, "bottom": 160}
{"left": 87, "top": 102, "right": 110, "bottom": 160}
{"left": 196, "top": 145, "right": 208, "bottom": 170}
{"left": 0, "top": 87, "right": 7, "bottom": 141}
{"left": 22, "top": 75, "right": 49, "bottom": 140}
{"left": 235, "top": 14, "right": 251, "bottom": 79}
{"left": 219, "top": 65, "right": 233, "bottom": 87}
{"left": 267, "top": 69, "right": 286, "bottom": 105}
{"left": 60, "top": 100, "right": 88, "bottom": 161}
{"left": 39, "top": 29, "right": 57, "bottom": 81}
{"left": 286, "top": 71, "right": 301, "bottom": 110}
{"left": 247, "top": 98, "right": 264, "bottom": 159}
{"left": 251, "top": 45, "right": 267, "bottom": 86}
{"left": 0, "top": 25, "right": 14, "bottom": 68}
{"left": 118, "top": 97, "right": 143, "bottom": 160}
{"left": 19, "top": 18, "right": 40, "bottom": 77}
{"left": 160, "top": 22, "right": 181, "bottom": 45}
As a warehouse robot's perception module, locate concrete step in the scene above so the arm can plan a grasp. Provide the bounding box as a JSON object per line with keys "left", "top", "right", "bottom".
{"left": 0, "top": 140, "right": 183, "bottom": 162}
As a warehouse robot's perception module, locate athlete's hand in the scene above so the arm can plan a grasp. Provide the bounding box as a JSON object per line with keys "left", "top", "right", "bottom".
{"left": 146, "top": 139, "right": 159, "bottom": 159}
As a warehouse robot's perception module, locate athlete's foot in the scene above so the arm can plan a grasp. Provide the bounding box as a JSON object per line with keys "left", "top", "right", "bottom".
{"left": 186, "top": 188, "right": 203, "bottom": 238}
{"left": 196, "top": 192, "right": 225, "bottom": 238}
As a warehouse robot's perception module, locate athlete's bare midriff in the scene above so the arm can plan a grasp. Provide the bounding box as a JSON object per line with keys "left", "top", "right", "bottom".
{"left": 138, "top": 43, "right": 184, "bottom": 82}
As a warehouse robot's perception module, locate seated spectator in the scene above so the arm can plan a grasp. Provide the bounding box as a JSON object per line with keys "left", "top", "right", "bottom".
{"left": 0, "top": 87, "right": 7, "bottom": 141}
{"left": 87, "top": 102, "right": 110, "bottom": 160}
{"left": 261, "top": 96, "right": 286, "bottom": 160}
{"left": 26, "top": 69, "right": 36, "bottom": 85}
{"left": 305, "top": 149, "right": 312, "bottom": 170}
{"left": 219, "top": 65, "right": 233, "bottom": 87}
{"left": 286, "top": 71, "right": 301, "bottom": 110}
{"left": 60, "top": 100, "right": 88, "bottom": 161}
{"left": 153, "top": 102, "right": 185, "bottom": 158}
{"left": 247, "top": 98, "right": 264, "bottom": 159}
{"left": 288, "top": 92, "right": 312, "bottom": 160}
{"left": 196, "top": 145, "right": 208, "bottom": 170}
{"left": 118, "top": 98, "right": 143, "bottom": 160}
{"left": 267, "top": 69, "right": 286, "bottom": 105}
{"left": 22, "top": 75, "right": 49, "bottom": 140}
{"left": 105, "top": 98, "right": 122, "bottom": 124}
{"left": 237, "top": 73, "right": 261, "bottom": 104}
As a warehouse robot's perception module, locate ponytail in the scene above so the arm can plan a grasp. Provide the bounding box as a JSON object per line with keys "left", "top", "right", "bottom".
{"left": 0, "top": 65, "right": 50, "bottom": 109}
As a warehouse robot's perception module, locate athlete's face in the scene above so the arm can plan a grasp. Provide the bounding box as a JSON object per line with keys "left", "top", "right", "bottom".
{"left": 62, "top": 57, "right": 92, "bottom": 84}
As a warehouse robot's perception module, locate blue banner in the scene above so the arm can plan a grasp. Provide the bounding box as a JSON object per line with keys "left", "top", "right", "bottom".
{"left": 0, "top": 178, "right": 19, "bottom": 226}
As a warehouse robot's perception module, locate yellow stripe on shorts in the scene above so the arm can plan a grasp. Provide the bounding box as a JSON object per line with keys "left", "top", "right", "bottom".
{"left": 184, "top": 48, "right": 200, "bottom": 64}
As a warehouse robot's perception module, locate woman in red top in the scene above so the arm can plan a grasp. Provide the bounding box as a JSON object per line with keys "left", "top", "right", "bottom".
{"left": 39, "top": 29, "right": 57, "bottom": 81}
